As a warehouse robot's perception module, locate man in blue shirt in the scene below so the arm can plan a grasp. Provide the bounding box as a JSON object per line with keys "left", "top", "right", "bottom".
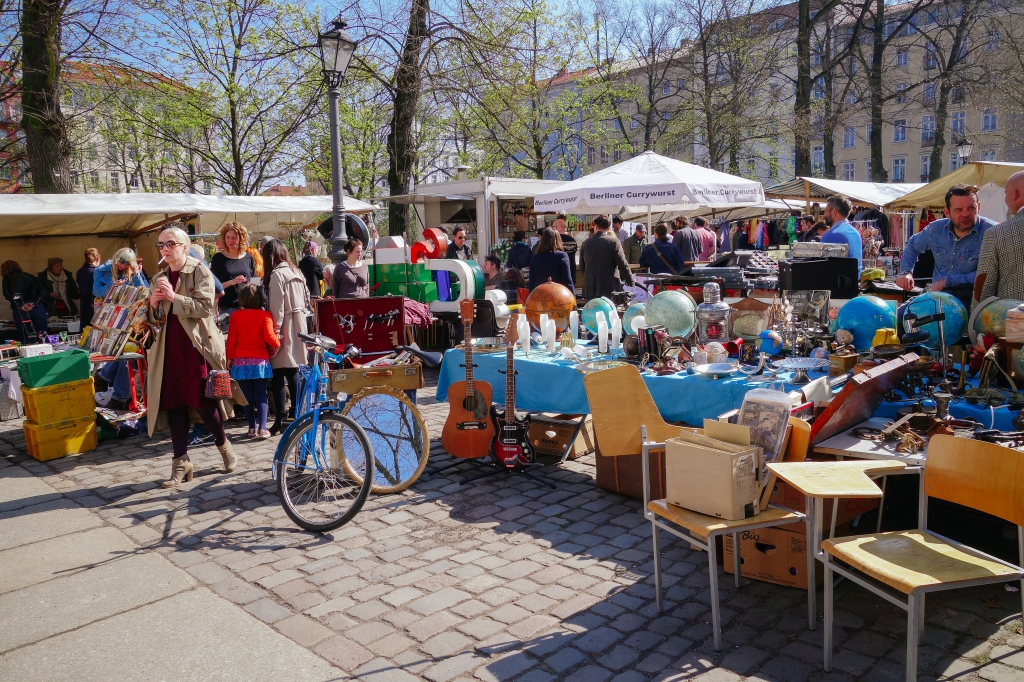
{"left": 820, "top": 194, "right": 863, "bottom": 276}
{"left": 640, "top": 223, "right": 685, "bottom": 274}
{"left": 896, "top": 184, "right": 995, "bottom": 310}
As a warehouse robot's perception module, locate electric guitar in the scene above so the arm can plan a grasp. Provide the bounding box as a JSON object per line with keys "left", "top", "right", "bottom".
{"left": 490, "top": 313, "right": 535, "bottom": 469}
{"left": 441, "top": 299, "right": 496, "bottom": 459}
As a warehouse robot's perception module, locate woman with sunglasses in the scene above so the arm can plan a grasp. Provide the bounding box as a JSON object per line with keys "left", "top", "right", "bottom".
{"left": 147, "top": 223, "right": 239, "bottom": 487}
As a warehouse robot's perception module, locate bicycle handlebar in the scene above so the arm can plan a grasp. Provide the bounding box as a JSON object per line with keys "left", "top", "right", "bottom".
{"left": 299, "top": 333, "right": 338, "bottom": 351}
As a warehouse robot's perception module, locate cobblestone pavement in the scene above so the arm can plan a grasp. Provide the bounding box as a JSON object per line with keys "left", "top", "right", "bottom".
{"left": 2, "top": 369, "right": 1023, "bottom": 682}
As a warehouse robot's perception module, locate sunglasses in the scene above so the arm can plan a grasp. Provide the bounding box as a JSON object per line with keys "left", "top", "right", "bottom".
{"left": 156, "top": 241, "right": 182, "bottom": 250}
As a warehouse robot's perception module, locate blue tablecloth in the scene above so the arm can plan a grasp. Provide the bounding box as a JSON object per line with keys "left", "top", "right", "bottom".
{"left": 437, "top": 348, "right": 1020, "bottom": 430}
{"left": 436, "top": 348, "right": 803, "bottom": 426}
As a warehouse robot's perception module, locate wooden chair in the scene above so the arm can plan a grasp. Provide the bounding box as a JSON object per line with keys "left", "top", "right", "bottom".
{"left": 775, "top": 436, "right": 1024, "bottom": 682}
{"left": 583, "top": 365, "right": 810, "bottom": 650}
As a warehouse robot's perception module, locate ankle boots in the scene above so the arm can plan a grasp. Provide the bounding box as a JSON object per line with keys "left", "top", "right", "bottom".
{"left": 162, "top": 458, "right": 194, "bottom": 488}
{"left": 218, "top": 440, "right": 237, "bottom": 473}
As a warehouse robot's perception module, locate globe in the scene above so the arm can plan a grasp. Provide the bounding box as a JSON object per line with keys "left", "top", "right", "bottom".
{"left": 896, "top": 292, "right": 968, "bottom": 351}
{"left": 757, "top": 329, "right": 783, "bottom": 355}
{"left": 622, "top": 302, "right": 647, "bottom": 336}
{"left": 644, "top": 289, "right": 697, "bottom": 338}
{"left": 581, "top": 297, "right": 617, "bottom": 334}
{"left": 835, "top": 295, "right": 896, "bottom": 351}
{"left": 524, "top": 281, "right": 576, "bottom": 332}
{"left": 971, "top": 297, "right": 1024, "bottom": 344}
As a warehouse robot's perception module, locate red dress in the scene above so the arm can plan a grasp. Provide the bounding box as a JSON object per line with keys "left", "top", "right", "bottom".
{"left": 159, "top": 270, "right": 210, "bottom": 410}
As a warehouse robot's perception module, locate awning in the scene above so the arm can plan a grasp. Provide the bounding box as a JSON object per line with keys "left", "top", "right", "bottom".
{"left": 884, "top": 161, "right": 1024, "bottom": 210}
{"left": 620, "top": 199, "right": 800, "bottom": 223}
{"left": 765, "top": 177, "right": 924, "bottom": 207}
{"left": 0, "top": 193, "right": 377, "bottom": 238}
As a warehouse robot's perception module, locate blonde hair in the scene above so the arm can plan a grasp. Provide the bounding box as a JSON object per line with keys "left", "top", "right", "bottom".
{"left": 84, "top": 248, "right": 101, "bottom": 265}
{"left": 218, "top": 222, "right": 249, "bottom": 252}
{"left": 246, "top": 246, "right": 264, "bottom": 278}
{"left": 112, "top": 247, "right": 137, "bottom": 265}
{"left": 159, "top": 224, "right": 191, "bottom": 250}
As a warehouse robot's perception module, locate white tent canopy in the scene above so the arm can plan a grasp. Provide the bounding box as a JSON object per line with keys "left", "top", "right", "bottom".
{"left": 619, "top": 198, "right": 800, "bottom": 223}
{"left": 884, "top": 161, "right": 1024, "bottom": 211}
{"left": 765, "top": 177, "right": 924, "bottom": 207}
{"left": 533, "top": 151, "right": 764, "bottom": 213}
{"left": 0, "top": 193, "right": 377, "bottom": 239}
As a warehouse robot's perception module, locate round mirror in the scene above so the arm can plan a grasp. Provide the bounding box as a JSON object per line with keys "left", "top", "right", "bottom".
{"left": 341, "top": 386, "right": 429, "bottom": 494}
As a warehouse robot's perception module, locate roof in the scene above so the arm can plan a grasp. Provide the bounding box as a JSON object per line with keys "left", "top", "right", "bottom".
{"left": 261, "top": 185, "right": 308, "bottom": 197}
{"left": 885, "top": 161, "right": 1024, "bottom": 209}
{"left": 765, "top": 177, "right": 925, "bottom": 207}
{"left": 0, "top": 193, "right": 376, "bottom": 238}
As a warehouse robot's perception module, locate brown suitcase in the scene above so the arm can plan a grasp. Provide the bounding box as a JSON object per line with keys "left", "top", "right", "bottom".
{"left": 595, "top": 446, "right": 666, "bottom": 501}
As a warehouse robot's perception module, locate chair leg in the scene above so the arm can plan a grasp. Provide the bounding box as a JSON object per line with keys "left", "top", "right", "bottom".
{"left": 806, "top": 499, "right": 817, "bottom": 631}
{"left": 919, "top": 592, "right": 926, "bottom": 634}
{"left": 708, "top": 536, "right": 722, "bottom": 651}
{"left": 732, "top": 532, "right": 741, "bottom": 589}
{"left": 907, "top": 592, "right": 920, "bottom": 682}
{"left": 652, "top": 520, "right": 663, "bottom": 613}
{"left": 823, "top": 554, "right": 833, "bottom": 672}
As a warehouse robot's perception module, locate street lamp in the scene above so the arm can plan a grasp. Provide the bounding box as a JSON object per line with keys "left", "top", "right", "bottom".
{"left": 318, "top": 15, "right": 358, "bottom": 266}
{"left": 956, "top": 136, "right": 974, "bottom": 165}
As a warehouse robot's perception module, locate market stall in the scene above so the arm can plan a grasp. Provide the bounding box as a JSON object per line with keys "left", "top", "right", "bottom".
{"left": 764, "top": 177, "right": 924, "bottom": 211}
{"left": 884, "top": 160, "right": 1024, "bottom": 223}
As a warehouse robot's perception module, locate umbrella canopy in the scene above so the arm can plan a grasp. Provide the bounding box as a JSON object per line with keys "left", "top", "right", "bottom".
{"left": 533, "top": 151, "right": 764, "bottom": 213}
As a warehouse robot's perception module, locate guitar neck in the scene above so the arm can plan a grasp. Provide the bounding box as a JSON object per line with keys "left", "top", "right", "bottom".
{"left": 464, "top": 320, "right": 474, "bottom": 396}
{"left": 505, "top": 344, "right": 515, "bottom": 415}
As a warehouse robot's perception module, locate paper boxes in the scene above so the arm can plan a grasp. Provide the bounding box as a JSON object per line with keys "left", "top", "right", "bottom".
{"left": 665, "top": 431, "right": 760, "bottom": 520}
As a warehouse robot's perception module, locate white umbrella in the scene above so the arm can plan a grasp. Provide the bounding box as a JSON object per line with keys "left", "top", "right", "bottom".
{"left": 533, "top": 151, "right": 764, "bottom": 214}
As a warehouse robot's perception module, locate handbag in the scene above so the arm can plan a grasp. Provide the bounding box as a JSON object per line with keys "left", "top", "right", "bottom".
{"left": 205, "top": 369, "right": 234, "bottom": 400}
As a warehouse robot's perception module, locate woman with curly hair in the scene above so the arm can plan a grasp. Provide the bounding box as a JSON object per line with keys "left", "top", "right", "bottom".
{"left": 210, "top": 222, "right": 255, "bottom": 313}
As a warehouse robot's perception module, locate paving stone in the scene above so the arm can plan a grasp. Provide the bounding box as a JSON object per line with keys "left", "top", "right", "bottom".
{"left": 347, "top": 621, "right": 396, "bottom": 645}
{"left": 408, "top": 587, "right": 472, "bottom": 615}
{"left": 574, "top": 626, "right": 624, "bottom": 652}
{"left": 408, "top": 611, "right": 463, "bottom": 641}
{"left": 564, "top": 665, "right": 613, "bottom": 682}
{"left": 185, "top": 561, "right": 233, "bottom": 584}
{"left": 489, "top": 604, "right": 531, "bottom": 624}
{"left": 474, "top": 650, "right": 537, "bottom": 681}
{"left": 274, "top": 614, "right": 335, "bottom": 647}
{"left": 507, "top": 615, "right": 559, "bottom": 640}
{"left": 314, "top": 635, "right": 374, "bottom": 671}
{"left": 243, "top": 598, "right": 292, "bottom": 623}
{"left": 210, "top": 576, "right": 267, "bottom": 604}
{"left": 457, "top": 617, "right": 508, "bottom": 640}
{"left": 422, "top": 631, "right": 475, "bottom": 658}
{"left": 422, "top": 651, "right": 484, "bottom": 682}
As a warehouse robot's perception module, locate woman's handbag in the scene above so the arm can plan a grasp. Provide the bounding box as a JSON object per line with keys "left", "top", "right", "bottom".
{"left": 205, "top": 369, "right": 234, "bottom": 400}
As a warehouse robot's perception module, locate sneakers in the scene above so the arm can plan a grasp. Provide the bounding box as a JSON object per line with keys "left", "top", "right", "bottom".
{"left": 94, "top": 389, "right": 114, "bottom": 407}
{"left": 188, "top": 427, "right": 213, "bottom": 446}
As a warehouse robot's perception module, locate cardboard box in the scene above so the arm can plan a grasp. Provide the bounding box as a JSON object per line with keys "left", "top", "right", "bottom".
{"left": 665, "top": 431, "right": 760, "bottom": 520}
{"left": 528, "top": 414, "right": 595, "bottom": 460}
{"left": 768, "top": 478, "right": 879, "bottom": 532}
{"left": 830, "top": 352, "right": 858, "bottom": 376}
{"left": 723, "top": 525, "right": 823, "bottom": 589}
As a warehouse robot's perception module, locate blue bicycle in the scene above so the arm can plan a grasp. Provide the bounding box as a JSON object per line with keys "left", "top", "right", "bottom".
{"left": 273, "top": 333, "right": 374, "bottom": 532}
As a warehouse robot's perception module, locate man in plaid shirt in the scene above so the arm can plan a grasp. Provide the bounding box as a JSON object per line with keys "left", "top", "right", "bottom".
{"left": 975, "top": 171, "right": 1024, "bottom": 309}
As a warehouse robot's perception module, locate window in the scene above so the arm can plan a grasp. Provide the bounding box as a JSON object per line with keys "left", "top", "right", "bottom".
{"left": 920, "top": 155, "right": 931, "bottom": 181}
{"left": 950, "top": 150, "right": 962, "bottom": 171}
{"left": 982, "top": 148, "right": 998, "bottom": 161}
{"left": 110, "top": 172, "right": 120, "bottom": 190}
{"left": 921, "top": 116, "right": 935, "bottom": 146}
{"left": 601, "top": 146, "right": 608, "bottom": 163}
{"left": 988, "top": 30, "right": 1000, "bottom": 51}
{"left": 613, "top": 119, "right": 621, "bottom": 132}
{"left": 129, "top": 174, "right": 139, "bottom": 188}
{"left": 0, "top": 164, "right": 10, "bottom": 181}
{"left": 866, "top": 123, "right": 873, "bottom": 142}
{"left": 957, "top": 39, "right": 969, "bottom": 63}
{"left": 982, "top": 109, "right": 998, "bottom": 132}
{"left": 87, "top": 145, "right": 98, "bottom": 160}
{"left": 677, "top": 78, "right": 686, "bottom": 90}
{"left": 89, "top": 171, "right": 100, "bottom": 184}
{"left": 811, "top": 44, "right": 822, "bottom": 67}
{"left": 662, "top": 81, "right": 670, "bottom": 95}
{"left": 587, "top": 147, "right": 595, "bottom": 165}
{"left": 631, "top": 143, "right": 638, "bottom": 156}
{"left": 846, "top": 88, "right": 858, "bottom": 105}
{"left": 812, "top": 146, "right": 824, "bottom": 175}
{"left": 811, "top": 115, "right": 823, "bottom": 138}
{"left": 952, "top": 111, "right": 966, "bottom": 136}
{"left": 951, "top": 85, "right": 965, "bottom": 104}
{"left": 895, "top": 83, "right": 908, "bottom": 104}
{"left": 866, "top": 159, "right": 873, "bottom": 180}
{"left": 843, "top": 126, "right": 856, "bottom": 148}
{"left": 893, "top": 119, "right": 907, "bottom": 143}
{"left": 847, "top": 57, "right": 857, "bottom": 75}
{"left": 923, "top": 83, "right": 936, "bottom": 105}
{"left": 812, "top": 77, "right": 825, "bottom": 100}
{"left": 896, "top": 47, "right": 909, "bottom": 67}
{"left": 614, "top": 148, "right": 622, "bottom": 162}
{"left": 924, "top": 45, "right": 938, "bottom": 70}
{"left": 630, "top": 118, "right": 638, "bottom": 130}
{"left": 842, "top": 162, "right": 855, "bottom": 181}
{"left": 892, "top": 157, "right": 906, "bottom": 181}
{"left": 661, "top": 111, "right": 670, "bottom": 121}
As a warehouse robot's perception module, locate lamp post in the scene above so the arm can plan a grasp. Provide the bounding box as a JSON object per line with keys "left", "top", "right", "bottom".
{"left": 956, "top": 136, "right": 974, "bottom": 166}
{"left": 318, "top": 15, "right": 358, "bottom": 266}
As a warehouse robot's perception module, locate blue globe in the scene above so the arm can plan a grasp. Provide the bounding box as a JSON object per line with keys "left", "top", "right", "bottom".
{"left": 896, "top": 292, "right": 968, "bottom": 350}
{"left": 644, "top": 290, "right": 697, "bottom": 338}
{"left": 581, "top": 297, "right": 617, "bottom": 334}
{"left": 836, "top": 295, "right": 896, "bottom": 351}
{"left": 622, "top": 302, "right": 647, "bottom": 335}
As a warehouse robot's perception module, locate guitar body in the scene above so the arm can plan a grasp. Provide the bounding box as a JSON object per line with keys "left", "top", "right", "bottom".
{"left": 441, "top": 380, "right": 496, "bottom": 459}
{"left": 489, "top": 405, "right": 535, "bottom": 468}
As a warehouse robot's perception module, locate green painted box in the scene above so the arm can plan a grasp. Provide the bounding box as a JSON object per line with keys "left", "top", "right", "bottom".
{"left": 375, "top": 282, "right": 409, "bottom": 298}
{"left": 408, "top": 263, "right": 433, "bottom": 282}
{"left": 408, "top": 281, "right": 438, "bottom": 303}
{"left": 17, "top": 349, "right": 91, "bottom": 389}
{"left": 374, "top": 264, "right": 408, "bottom": 283}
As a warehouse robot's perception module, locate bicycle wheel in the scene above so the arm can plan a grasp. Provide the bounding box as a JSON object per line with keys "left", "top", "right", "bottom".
{"left": 341, "top": 386, "right": 429, "bottom": 494}
{"left": 276, "top": 412, "right": 374, "bottom": 532}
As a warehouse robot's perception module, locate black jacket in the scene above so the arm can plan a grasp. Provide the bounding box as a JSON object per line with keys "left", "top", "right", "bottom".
{"left": 506, "top": 242, "right": 533, "bottom": 270}
{"left": 528, "top": 251, "right": 574, "bottom": 291}
{"left": 37, "top": 270, "right": 80, "bottom": 316}
{"left": 298, "top": 255, "right": 324, "bottom": 298}
{"left": 3, "top": 271, "right": 47, "bottom": 308}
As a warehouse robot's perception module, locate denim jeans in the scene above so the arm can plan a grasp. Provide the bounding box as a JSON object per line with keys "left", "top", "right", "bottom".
{"left": 98, "top": 360, "right": 132, "bottom": 402}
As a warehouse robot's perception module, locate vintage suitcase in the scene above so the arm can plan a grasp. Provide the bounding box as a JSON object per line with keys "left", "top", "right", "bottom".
{"left": 595, "top": 446, "right": 666, "bottom": 501}
{"left": 315, "top": 296, "right": 406, "bottom": 355}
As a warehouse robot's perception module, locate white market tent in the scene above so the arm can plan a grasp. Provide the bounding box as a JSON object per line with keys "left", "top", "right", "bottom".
{"left": 533, "top": 151, "right": 765, "bottom": 215}
{"left": 0, "top": 193, "right": 376, "bottom": 239}
{"left": 885, "top": 161, "right": 1024, "bottom": 214}
{"left": 619, "top": 198, "right": 800, "bottom": 223}
{"left": 765, "top": 177, "right": 924, "bottom": 208}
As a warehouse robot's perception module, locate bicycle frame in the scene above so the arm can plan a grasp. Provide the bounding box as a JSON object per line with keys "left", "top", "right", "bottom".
{"left": 271, "top": 346, "right": 340, "bottom": 480}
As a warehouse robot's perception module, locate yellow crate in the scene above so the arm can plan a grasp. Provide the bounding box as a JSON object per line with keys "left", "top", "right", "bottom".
{"left": 21, "top": 377, "right": 96, "bottom": 425}
{"left": 23, "top": 417, "right": 98, "bottom": 461}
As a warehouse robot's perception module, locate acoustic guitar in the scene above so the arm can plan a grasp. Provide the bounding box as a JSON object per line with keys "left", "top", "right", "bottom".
{"left": 490, "top": 313, "right": 535, "bottom": 468}
{"left": 441, "top": 299, "right": 496, "bottom": 459}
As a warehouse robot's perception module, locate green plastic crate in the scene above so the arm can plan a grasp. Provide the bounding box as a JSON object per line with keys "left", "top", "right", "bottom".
{"left": 17, "top": 349, "right": 92, "bottom": 389}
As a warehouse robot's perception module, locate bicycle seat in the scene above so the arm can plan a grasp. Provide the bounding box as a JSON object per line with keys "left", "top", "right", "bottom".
{"left": 396, "top": 344, "right": 443, "bottom": 369}
{"left": 299, "top": 333, "right": 338, "bottom": 351}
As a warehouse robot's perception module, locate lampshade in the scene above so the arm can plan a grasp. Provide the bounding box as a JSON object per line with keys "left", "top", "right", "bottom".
{"left": 318, "top": 16, "right": 357, "bottom": 87}
{"left": 956, "top": 137, "right": 974, "bottom": 162}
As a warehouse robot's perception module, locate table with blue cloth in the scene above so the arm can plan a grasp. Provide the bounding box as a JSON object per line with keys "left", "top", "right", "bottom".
{"left": 437, "top": 348, "right": 805, "bottom": 425}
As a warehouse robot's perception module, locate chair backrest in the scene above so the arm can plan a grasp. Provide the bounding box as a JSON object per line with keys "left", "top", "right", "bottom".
{"left": 472, "top": 300, "right": 500, "bottom": 338}
{"left": 584, "top": 364, "right": 679, "bottom": 456}
{"left": 926, "top": 434, "right": 1024, "bottom": 527}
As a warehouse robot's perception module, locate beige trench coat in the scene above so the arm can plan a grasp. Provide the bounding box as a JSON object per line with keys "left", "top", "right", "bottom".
{"left": 268, "top": 263, "right": 310, "bottom": 369}
{"left": 146, "top": 256, "right": 245, "bottom": 437}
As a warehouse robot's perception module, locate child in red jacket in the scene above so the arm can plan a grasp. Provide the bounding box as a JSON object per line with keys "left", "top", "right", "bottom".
{"left": 226, "top": 284, "right": 280, "bottom": 439}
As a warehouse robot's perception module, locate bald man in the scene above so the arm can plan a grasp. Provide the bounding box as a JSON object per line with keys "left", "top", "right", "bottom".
{"left": 974, "top": 171, "right": 1024, "bottom": 308}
